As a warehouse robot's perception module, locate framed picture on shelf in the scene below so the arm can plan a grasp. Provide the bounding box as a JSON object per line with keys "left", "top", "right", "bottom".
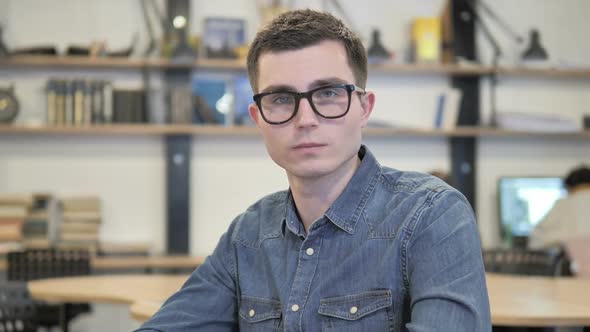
{"left": 203, "top": 17, "right": 246, "bottom": 59}
{"left": 190, "top": 72, "right": 253, "bottom": 126}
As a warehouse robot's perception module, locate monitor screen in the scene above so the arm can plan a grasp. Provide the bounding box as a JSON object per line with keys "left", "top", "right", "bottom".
{"left": 498, "top": 177, "right": 566, "bottom": 239}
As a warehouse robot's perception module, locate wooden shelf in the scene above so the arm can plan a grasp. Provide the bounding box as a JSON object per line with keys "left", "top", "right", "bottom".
{"left": 0, "top": 124, "right": 259, "bottom": 136}
{"left": 1, "top": 124, "right": 588, "bottom": 139}
{"left": 3, "top": 56, "right": 590, "bottom": 78}
{"left": 0, "top": 55, "right": 246, "bottom": 71}
{"left": 495, "top": 66, "right": 590, "bottom": 79}
{"left": 369, "top": 63, "right": 492, "bottom": 76}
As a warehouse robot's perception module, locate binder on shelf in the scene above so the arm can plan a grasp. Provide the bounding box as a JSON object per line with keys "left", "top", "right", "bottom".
{"left": 168, "top": 86, "right": 193, "bottom": 124}
{"left": 113, "top": 89, "right": 146, "bottom": 123}
{"left": 434, "top": 88, "right": 462, "bottom": 130}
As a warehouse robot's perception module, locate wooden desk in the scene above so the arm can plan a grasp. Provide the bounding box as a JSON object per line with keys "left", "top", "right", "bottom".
{"left": 92, "top": 255, "right": 204, "bottom": 270}
{"left": 129, "top": 274, "right": 590, "bottom": 325}
{"left": 130, "top": 301, "right": 163, "bottom": 322}
{"left": 29, "top": 273, "right": 590, "bottom": 327}
{"left": 28, "top": 274, "right": 189, "bottom": 304}
{"left": 28, "top": 274, "right": 189, "bottom": 331}
{"left": 487, "top": 273, "right": 590, "bottom": 326}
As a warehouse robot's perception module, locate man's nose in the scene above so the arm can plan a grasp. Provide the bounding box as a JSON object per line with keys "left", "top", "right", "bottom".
{"left": 294, "top": 97, "right": 319, "bottom": 127}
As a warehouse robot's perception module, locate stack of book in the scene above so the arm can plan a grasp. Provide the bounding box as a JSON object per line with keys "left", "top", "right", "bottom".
{"left": 0, "top": 193, "right": 33, "bottom": 256}
{"left": 22, "top": 193, "right": 54, "bottom": 249}
{"left": 58, "top": 196, "right": 102, "bottom": 254}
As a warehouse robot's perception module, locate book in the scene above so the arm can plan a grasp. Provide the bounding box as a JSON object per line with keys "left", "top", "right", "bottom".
{"left": 412, "top": 17, "right": 441, "bottom": 63}
{"left": 434, "top": 88, "right": 462, "bottom": 130}
{"left": 0, "top": 220, "right": 23, "bottom": 241}
{"left": 0, "top": 193, "right": 34, "bottom": 206}
{"left": 61, "top": 196, "right": 101, "bottom": 212}
{"left": 0, "top": 206, "right": 29, "bottom": 218}
{"left": 61, "top": 232, "right": 100, "bottom": 242}
{"left": 61, "top": 221, "right": 101, "bottom": 233}
{"left": 62, "top": 211, "right": 101, "bottom": 223}
{"left": 203, "top": 17, "right": 246, "bottom": 59}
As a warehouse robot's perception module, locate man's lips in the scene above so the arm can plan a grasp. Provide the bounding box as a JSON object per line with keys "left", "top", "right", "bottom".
{"left": 293, "top": 143, "right": 327, "bottom": 149}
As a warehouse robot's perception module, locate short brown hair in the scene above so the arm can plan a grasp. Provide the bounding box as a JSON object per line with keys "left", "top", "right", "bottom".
{"left": 246, "top": 9, "right": 367, "bottom": 93}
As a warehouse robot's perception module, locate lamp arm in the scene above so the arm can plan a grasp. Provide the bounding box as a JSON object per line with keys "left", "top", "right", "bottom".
{"left": 477, "top": 0, "right": 524, "bottom": 44}
{"left": 461, "top": 0, "right": 502, "bottom": 64}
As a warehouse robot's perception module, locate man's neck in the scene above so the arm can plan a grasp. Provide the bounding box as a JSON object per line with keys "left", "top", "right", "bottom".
{"left": 570, "top": 183, "right": 590, "bottom": 194}
{"left": 288, "top": 156, "right": 361, "bottom": 233}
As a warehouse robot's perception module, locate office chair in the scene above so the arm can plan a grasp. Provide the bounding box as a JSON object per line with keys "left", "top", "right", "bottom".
{"left": 484, "top": 247, "right": 573, "bottom": 332}
{"left": 0, "top": 281, "right": 37, "bottom": 332}
{"left": 7, "top": 249, "right": 92, "bottom": 331}
{"left": 482, "top": 246, "right": 570, "bottom": 277}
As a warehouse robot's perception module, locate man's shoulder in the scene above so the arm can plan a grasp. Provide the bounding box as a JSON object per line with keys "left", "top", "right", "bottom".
{"left": 230, "top": 190, "right": 288, "bottom": 248}
{"left": 378, "top": 166, "right": 453, "bottom": 197}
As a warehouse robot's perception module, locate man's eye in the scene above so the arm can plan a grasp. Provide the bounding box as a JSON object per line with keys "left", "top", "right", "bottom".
{"left": 317, "top": 88, "right": 342, "bottom": 98}
{"left": 271, "top": 94, "right": 294, "bottom": 104}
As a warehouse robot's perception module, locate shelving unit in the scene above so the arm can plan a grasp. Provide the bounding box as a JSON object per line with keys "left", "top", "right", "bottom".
{"left": 2, "top": 20, "right": 590, "bottom": 253}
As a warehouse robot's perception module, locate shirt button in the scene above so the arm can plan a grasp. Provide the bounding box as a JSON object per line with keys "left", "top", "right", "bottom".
{"left": 350, "top": 306, "right": 358, "bottom": 314}
{"left": 248, "top": 309, "right": 255, "bottom": 317}
{"left": 291, "top": 304, "right": 300, "bottom": 312}
{"left": 305, "top": 247, "right": 314, "bottom": 256}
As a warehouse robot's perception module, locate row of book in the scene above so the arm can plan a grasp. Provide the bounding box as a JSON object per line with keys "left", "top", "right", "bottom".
{"left": 43, "top": 74, "right": 254, "bottom": 127}
{"left": 46, "top": 78, "right": 147, "bottom": 126}
{"left": 0, "top": 193, "right": 103, "bottom": 256}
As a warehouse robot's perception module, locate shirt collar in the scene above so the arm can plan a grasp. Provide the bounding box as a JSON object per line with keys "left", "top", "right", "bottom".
{"left": 281, "top": 145, "right": 382, "bottom": 236}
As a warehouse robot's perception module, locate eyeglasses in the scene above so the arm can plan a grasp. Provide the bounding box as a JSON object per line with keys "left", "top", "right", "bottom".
{"left": 252, "top": 84, "right": 367, "bottom": 125}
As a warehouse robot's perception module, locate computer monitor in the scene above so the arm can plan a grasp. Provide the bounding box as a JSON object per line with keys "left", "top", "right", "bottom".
{"left": 498, "top": 176, "right": 566, "bottom": 244}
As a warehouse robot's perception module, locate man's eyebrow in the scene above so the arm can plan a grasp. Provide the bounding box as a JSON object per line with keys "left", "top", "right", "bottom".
{"left": 260, "top": 77, "right": 349, "bottom": 93}
{"left": 308, "top": 77, "right": 348, "bottom": 89}
{"left": 260, "top": 84, "right": 297, "bottom": 93}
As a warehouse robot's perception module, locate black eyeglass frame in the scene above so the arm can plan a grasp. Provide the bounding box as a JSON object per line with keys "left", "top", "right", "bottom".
{"left": 252, "top": 83, "right": 367, "bottom": 125}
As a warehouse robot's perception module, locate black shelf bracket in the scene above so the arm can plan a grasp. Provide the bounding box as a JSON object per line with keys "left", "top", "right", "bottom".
{"left": 165, "top": 134, "right": 191, "bottom": 254}
{"left": 450, "top": 0, "right": 480, "bottom": 210}
{"left": 164, "top": 0, "right": 192, "bottom": 254}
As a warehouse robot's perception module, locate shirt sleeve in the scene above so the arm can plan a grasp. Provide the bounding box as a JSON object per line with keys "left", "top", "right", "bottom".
{"left": 404, "top": 189, "right": 491, "bottom": 332}
{"left": 528, "top": 200, "right": 563, "bottom": 249}
{"left": 135, "top": 220, "right": 239, "bottom": 332}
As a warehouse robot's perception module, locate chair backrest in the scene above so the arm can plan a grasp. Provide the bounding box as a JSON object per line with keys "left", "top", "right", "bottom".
{"left": 7, "top": 248, "right": 91, "bottom": 281}
{"left": 483, "top": 247, "right": 570, "bottom": 277}
{"left": 0, "top": 281, "right": 37, "bottom": 332}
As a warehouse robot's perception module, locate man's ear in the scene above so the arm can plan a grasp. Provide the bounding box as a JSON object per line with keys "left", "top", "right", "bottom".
{"left": 248, "top": 102, "right": 261, "bottom": 126}
{"left": 359, "top": 91, "right": 375, "bottom": 128}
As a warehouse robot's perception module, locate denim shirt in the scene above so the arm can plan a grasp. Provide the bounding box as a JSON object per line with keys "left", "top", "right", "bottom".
{"left": 137, "top": 146, "right": 491, "bottom": 332}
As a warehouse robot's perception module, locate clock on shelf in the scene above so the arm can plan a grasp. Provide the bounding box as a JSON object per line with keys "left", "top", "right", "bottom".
{"left": 0, "top": 85, "right": 19, "bottom": 123}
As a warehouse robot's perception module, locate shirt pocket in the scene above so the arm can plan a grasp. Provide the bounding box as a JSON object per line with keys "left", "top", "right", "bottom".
{"left": 238, "top": 296, "right": 282, "bottom": 332}
{"left": 318, "top": 289, "right": 393, "bottom": 332}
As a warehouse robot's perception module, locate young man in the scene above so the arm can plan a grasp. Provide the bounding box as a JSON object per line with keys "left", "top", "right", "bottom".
{"left": 529, "top": 165, "right": 590, "bottom": 249}
{"left": 137, "top": 9, "right": 490, "bottom": 331}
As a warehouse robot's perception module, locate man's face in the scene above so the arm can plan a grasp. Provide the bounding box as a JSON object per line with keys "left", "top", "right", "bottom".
{"left": 249, "top": 40, "right": 375, "bottom": 180}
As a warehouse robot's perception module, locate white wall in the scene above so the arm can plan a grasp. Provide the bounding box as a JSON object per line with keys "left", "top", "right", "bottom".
{"left": 1, "top": 0, "right": 590, "bottom": 256}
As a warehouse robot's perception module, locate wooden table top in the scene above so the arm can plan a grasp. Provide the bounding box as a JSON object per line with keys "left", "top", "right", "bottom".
{"left": 91, "top": 255, "right": 205, "bottom": 270}
{"left": 29, "top": 273, "right": 590, "bottom": 327}
{"left": 487, "top": 273, "right": 590, "bottom": 326}
{"left": 28, "top": 274, "right": 189, "bottom": 304}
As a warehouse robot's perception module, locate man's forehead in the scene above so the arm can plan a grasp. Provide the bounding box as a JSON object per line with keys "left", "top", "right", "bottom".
{"left": 256, "top": 41, "right": 354, "bottom": 90}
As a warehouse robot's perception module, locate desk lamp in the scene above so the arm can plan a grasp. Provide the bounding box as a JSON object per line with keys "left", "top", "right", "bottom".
{"left": 461, "top": 0, "right": 530, "bottom": 127}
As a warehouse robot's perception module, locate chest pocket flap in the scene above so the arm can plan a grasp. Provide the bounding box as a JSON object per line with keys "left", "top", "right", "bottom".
{"left": 239, "top": 296, "right": 282, "bottom": 323}
{"left": 318, "top": 289, "right": 392, "bottom": 320}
